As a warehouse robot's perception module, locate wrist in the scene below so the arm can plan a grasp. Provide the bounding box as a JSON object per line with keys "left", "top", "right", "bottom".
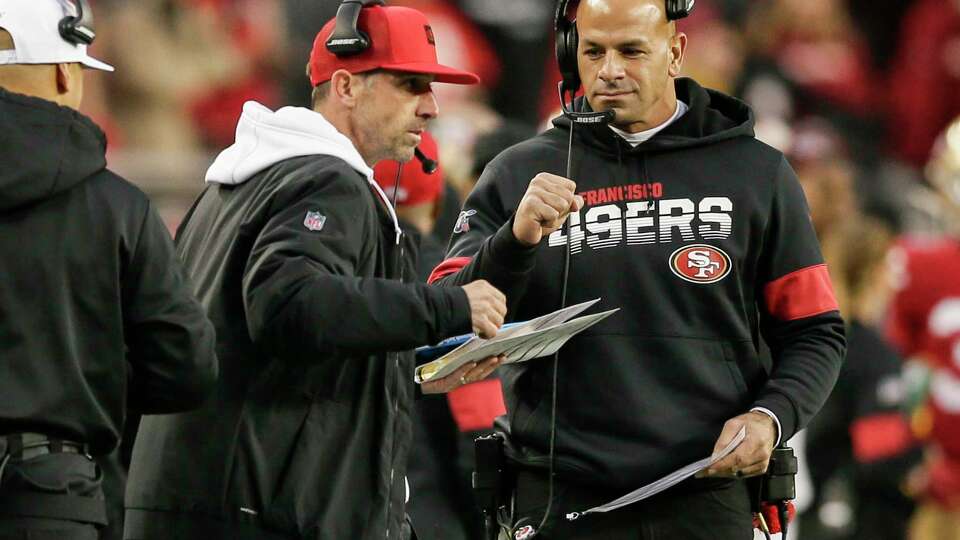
{"left": 511, "top": 219, "right": 538, "bottom": 247}
{"left": 750, "top": 407, "right": 782, "bottom": 447}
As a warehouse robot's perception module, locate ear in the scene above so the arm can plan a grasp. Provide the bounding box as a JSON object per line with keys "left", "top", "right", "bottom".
{"left": 668, "top": 32, "right": 687, "bottom": 78}
{"left": 55, "top": 63, "right": 72, "bottom": 95}
{"left": 330, "top": 68, "right": 364, "bottom": 108}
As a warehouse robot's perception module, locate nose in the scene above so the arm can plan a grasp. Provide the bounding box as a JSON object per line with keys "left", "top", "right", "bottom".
{"left": 417, "top": 91, "right": 439, "bottom": 120}
{"left": 598, "top": 53, "right": 626, "bottom": 83}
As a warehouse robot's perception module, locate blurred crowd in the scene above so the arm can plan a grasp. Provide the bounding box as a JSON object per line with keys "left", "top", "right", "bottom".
{"left": 78, "top": 0, "right": 960, "bottom": 539}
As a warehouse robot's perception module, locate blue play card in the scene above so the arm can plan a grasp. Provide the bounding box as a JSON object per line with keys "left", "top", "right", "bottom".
{"left": 415, "top": 322, "right": 523, "bottom": 362}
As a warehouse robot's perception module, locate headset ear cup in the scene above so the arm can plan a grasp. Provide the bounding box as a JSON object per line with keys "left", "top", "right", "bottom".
{"left": 557, "top": 20, "right": 580, "bottom": 91}
{"left": 58, "top": 16, "right": 76, "bottom": 42}
{"left": 666, "top": 0, "right": 694, "bottom": 20}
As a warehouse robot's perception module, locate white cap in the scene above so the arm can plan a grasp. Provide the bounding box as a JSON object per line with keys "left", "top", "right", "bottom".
{"left": 0, "top": 0, "right": 113, "bottom": 72}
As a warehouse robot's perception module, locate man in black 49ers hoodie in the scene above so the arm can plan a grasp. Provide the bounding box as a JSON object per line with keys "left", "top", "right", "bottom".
{"left": 430, "top": 0, "right": 846, "bottom": 538}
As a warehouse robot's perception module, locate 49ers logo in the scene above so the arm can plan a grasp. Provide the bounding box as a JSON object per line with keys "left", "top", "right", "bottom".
{"left": 669, "top": 244, "right": 731, "bottom": 284}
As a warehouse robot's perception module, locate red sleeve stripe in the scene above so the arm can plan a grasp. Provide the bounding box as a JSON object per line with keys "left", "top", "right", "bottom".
{"left": 428, "top": 257, "right": 472, "bottom": 284}
{"left": 447, "top": 379, "right": 507, "bottom": 432}
{"left": 850, "top": 412, "right": 916, "bottom": 463}
{"left": 763, "top": 264, "right": 839, "bottom": 321}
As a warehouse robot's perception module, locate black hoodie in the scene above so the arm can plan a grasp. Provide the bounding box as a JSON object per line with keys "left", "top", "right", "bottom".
{"left": 434, "top": 79, "right": 846, "bottom": 489}
{"left": 0, "top": 88, "right": 217, "bottom": 455}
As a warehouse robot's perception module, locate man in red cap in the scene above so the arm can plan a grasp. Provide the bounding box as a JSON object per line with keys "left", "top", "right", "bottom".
{"left": 123, "top": 3, "right": 507, "bottom": 539}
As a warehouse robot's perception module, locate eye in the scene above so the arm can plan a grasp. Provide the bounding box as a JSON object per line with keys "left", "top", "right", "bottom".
{"left": 401, "top": 78, "right": 432, "bottom": 95}
{"left": 584, "top": 48, "right": 603, "bottom": 60}
{"left": 621, "top": 47, "right": 645, "bottom": 57}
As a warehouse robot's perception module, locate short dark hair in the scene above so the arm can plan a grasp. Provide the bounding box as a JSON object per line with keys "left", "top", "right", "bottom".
{"left": 311, "top": 82, "right": 331, "bottom": 108}
{"left": 308, "top": 68, "right": 385, "bottom": 109}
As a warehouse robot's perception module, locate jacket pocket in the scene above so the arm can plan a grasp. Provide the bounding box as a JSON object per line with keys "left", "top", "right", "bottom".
{"left": 721, "top": 339, "right": 763, "bottom": 401}
{"left": 225, "top": 362, "right": 321, "bottom": 533}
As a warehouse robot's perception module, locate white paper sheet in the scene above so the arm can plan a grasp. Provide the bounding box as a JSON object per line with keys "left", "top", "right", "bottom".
{"left": 565, "top": 427, "right": 748, "bottom": 521}
{"left": 414, "top": 299, "right": 616, "bottom": 384}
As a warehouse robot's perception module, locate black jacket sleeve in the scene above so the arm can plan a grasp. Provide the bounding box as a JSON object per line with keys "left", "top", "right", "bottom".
{"left": 434, "top": 160, "right": 539, "bottom": 313}
{"left": 243, "top": 166, "right": 472, "bottom": 358}
{"left": 753, "top": 157, "right": 847, "bottom": 442}
{"left": 123, "top": 201, "right": 218, "bottom": 413}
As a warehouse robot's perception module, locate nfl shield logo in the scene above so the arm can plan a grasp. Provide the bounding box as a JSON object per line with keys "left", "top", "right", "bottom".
{"left": 514, "top": 525, "right": 536, "bottom": 540}
{"left": 303, "top": 211, "right": 326, "bottom": 231}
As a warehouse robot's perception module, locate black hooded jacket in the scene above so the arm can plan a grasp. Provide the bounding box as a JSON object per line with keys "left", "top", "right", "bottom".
{"left": 0, "top": 88, "right": 217, "bottom": 455}
{"left": 434, "top": 79, "right": 846, "bottom": 490}
{"left": 123, "top": 102, "right": 473, "bottom": 540}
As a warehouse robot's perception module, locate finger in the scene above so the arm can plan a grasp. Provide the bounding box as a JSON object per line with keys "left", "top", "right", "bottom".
{"left": 533, "top": 173, "right": 577, "bottom": 193}
{"left": 532, "top": 205, "right": 561, "bottom": 225}
{"left": 737, "top": 462, "right": 768, "bottom": 478}
{"left": 541, "top": 218, "right": 565, "bottom": 232}
{"left": 712, "top": 421, "right": 744, "bottom": 456}
{"left": 490, "top": 288, "right": 507, "bottom": 311}
{"left": 464, "top": 366, "right": 489, "bottom": 382}
{"left": 537, "top": 181, "right": 577, "bottom": 204}
{"left": 477, "top": 321, "right": 497, "bottom": 339}
{"left": 571, "top": 195, "right": 585, "bottom": 212}
{"left": 705, "top": 451, "right": 747, "bottom": 477}
{"left": 533, "top": 191, "right": 571, "bottom": 214}
{"left": 470, "top": 357, "right": 502, "bottom": 379}
{"left": 451, "top": 362, "right": 478, "bottom": 381}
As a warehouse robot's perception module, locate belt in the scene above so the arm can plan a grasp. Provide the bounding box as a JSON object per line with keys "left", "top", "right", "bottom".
{"left": 0, "top": 433, "right": 90, "bottom": 461}
{"left": 0, "top": 433, "right": 106, "bottom": 526}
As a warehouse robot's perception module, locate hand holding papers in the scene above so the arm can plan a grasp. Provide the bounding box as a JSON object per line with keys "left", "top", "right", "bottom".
{"left": 414, "top": 299, "right": 618, "bottom": 384}
{"left": 565, "top": 427, "right": 748, "bottom": 521}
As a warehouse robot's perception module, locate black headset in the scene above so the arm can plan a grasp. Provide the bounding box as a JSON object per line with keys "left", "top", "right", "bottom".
{"left": 325, "top": 0, "right": 386, "bottom": 57}
{"left": 554, "top": 0, "right": 694, "bottom": 123}
{"left": 58, "top": 0, "right": 96, "bottom": 46}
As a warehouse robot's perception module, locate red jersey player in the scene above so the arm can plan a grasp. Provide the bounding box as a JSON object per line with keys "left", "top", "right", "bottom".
{"left": 887, "top": 115, "right": 960, "bottom": 536}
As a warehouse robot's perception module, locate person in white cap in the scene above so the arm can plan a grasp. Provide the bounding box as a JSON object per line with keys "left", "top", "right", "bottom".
{"left": 0, "top": 1, "right": 218, "bottom": 539}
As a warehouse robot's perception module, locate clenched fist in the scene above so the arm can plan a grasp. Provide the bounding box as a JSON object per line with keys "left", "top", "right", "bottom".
{"left": 461, "top": 280, "right": 507, "bottom": 338}
{"left": 513, "top": 173, "right": 585, "bottom": 246}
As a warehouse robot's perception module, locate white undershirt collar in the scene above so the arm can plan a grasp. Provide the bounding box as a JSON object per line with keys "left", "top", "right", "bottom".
{"left": 609, "top": 100, "right": 689, "bottom": 147}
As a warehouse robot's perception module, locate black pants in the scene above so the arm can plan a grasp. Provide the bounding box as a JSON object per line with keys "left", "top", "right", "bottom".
{"left": 0, "top": 453, "right": 103, "bottom": 540}
{"left": 503, "top": 469, "right": 754, "bottom": 540}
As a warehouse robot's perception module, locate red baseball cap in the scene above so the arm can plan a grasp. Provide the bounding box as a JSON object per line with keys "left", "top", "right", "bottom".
{"left": 374, "top": 131, "right": 444, "bottom": 207}
{"left": 309, "top": 5, "right": 480, "bottom": 87}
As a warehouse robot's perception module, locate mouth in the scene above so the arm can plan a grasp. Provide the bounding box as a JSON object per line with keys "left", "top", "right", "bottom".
{"left": 595, "top": 92, "right": 631, "bottom": 98}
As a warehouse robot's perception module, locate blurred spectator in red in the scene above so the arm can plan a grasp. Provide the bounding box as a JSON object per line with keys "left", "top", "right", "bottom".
{"left": 886, "top": 116, "right": 960, "bottom": 539}
{"left": 676, "top": 0, "right": 745, "bottom": 95}
{"left": 101, "top": 0, "right": 239, "bottom": 152}
{"left": 790, "top": 118, "right": 857, "bottom": 234}
{"left": 101, "top": 0, "right": 281, "bottom": 153}
{"left": 886, "top": 0, "right": 960, "bottom": 168}
{"left": 791, "top": 119, "right": 922, "bottom": 540}
{"left": 742, "top": 0, "right": 877, "bottom": 118}
{"left": 374, "top": 131, "right": 445, "bottom": 245}
{"left": 186, "top": 0, "right": 285, "bottom": 149}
